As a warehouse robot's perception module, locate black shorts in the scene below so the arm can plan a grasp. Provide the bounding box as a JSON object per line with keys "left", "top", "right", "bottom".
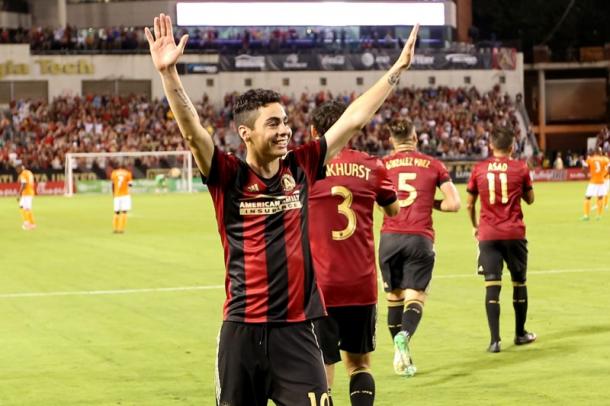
{"left": 379, "top": 233, "right": 435, "bottom": 292}
{"left": 216, "top": 320, "right": 328, "bottom": 406}
{"left": 477, "top": 239, "right": 528, "bottom": 282}
{"left": 314, "top": 304, "right": 377, "bottom": 365}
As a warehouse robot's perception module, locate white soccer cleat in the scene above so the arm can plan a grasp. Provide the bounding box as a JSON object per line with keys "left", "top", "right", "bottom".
{"left": 393, "top": 332, "right": 417, "bottom": 377}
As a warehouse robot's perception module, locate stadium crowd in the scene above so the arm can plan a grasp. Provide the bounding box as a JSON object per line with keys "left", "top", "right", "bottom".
{"left": 1, "top": 86, "right": 536, "bottom": 172}
{"left": 2, "top": 25, "right": 416, "bottom": 53}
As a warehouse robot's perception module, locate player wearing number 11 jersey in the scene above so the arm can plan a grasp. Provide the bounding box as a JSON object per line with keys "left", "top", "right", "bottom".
{"left": 379, "top": 119, "right": 460, "bottom": 377}
{"left": 466, "top": 127, "right": 536, "bottom": 353}
{"left": 309, "top": 101, "right": 399, "bottom": 406}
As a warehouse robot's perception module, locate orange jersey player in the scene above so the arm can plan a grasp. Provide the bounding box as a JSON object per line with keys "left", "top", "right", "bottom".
{"left": 582, "top": 148, "right": 610, "bottom": 220}
{"left": 110, "top": 167, "right": 133, "bottom": 233}
{"left": 604, "top": 151, "right": 610, "bottom": 210}
{"left": 16, "top": 163, "right": 36, "bottom": 230}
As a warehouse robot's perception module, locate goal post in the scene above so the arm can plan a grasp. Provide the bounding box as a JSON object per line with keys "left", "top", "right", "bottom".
{"left": 64, "top": 151, "right": 194, "bottom": 196}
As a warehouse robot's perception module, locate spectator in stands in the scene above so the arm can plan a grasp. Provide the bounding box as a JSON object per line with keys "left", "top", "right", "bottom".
{"left": 553, "top": 152, "right": 564, "bottom": 170}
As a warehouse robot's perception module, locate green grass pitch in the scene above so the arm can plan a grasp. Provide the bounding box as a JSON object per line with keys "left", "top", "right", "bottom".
{"left": 1, "top": 181, "right": 609, "bottom": 405}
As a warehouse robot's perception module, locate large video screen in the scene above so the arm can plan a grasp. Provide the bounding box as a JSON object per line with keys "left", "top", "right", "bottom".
{"left": 176, "top": 1, "right": 454, "bottom": 27}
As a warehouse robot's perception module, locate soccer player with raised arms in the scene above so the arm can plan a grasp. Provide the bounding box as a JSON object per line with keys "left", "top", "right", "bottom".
{"left": 145, "top": 13, "right": 418, "bottom": 406}
{"left": 379, "top": 119, "right": 460, "bottom": 377}
{"left": 309, "top": 100, "right": 399, "bottom": 406}
{"left": 466, "top": 127, "right": 536, "bottom": 353}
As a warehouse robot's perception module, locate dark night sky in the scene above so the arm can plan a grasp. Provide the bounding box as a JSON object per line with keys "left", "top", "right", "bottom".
{"left": 472, "top": 0, "right": 610, "bottom": 60}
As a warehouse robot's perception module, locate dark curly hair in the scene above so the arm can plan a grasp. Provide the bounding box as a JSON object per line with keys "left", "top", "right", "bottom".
{"left": 233, "top": 89, "right": 282, "bottom": 129}
{"left": 491, "top": 127, "right": 515, "bottom": 151}
{"left": 388, "top": 118, "right": 416, "bottom": 142}
{"left": 311, "top": 100, "right": 347, "bottom": 136}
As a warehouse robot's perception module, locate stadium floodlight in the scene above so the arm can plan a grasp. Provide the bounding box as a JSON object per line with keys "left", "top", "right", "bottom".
{"left": 64, "top": 151, "right": 194, "bottom": 196}
{"left": 176, "top": 1, "right": 455, "bottom": 27}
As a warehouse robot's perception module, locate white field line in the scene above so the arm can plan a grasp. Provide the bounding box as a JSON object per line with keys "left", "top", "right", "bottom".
{"left": 0, "top": 285, "right": 224, "bottom": 299}
{"left": 0, "top": 268, "right": 608, "bottom": 299}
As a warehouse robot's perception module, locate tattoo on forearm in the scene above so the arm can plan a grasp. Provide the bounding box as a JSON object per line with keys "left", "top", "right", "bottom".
{"left": 173, "top": 88, "right": 197, "bottom": 117}
{"left": 388, "top": 70, "right": 401, "bottom": 86}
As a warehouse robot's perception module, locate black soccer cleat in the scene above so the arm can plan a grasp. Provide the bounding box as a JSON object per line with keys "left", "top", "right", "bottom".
{"left": 487, "top": 341, "right": 501, "bottom": 353}
{"left": 514, "top": 331, "right": 537, "bottom": 346}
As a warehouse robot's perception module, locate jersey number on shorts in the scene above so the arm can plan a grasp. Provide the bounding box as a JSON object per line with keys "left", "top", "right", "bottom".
{"left": 398, "top": 172, "right": 418, "bottom": 207}
{"left": 308, "top": 392, "right": 330, "bottom": 406}
{"left": 331, "top": 185, "right": 356, "bottom": 241}
{"left": 486, "top": 172, "right": 508, "bottom": 204}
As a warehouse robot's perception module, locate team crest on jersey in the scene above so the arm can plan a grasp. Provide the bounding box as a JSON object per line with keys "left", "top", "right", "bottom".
{"left": 281, "top": 174, "right": 296, "bottom": 192}
{"left": 246, "top": 183, "right": 260, "bottom": 192}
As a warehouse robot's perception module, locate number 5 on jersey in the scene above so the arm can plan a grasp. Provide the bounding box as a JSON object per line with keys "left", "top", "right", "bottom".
{"left": 398, "top": 172, "right": 418, "bottom": 207}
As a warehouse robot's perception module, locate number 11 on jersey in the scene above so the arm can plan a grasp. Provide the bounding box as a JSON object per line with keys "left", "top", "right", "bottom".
{"left": 487, "top": 172, "right": 508, "bottom": 204}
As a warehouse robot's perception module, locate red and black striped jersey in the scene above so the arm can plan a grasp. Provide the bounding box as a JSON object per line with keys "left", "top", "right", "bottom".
{"left": 204, "top": 138, "right": 327, "bottom": 323}
{"left": 309, "top": 148, "right": 397, "bottom": 307}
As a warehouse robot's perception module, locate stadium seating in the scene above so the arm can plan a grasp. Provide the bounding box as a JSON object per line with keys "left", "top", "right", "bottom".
{"left": 0, "top": 86, "right": 539, "bottom": 172}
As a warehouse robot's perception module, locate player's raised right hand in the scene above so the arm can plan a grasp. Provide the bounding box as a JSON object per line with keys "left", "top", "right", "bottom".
{"left": 145, "top": 13, "right": 188, "bottom": 72}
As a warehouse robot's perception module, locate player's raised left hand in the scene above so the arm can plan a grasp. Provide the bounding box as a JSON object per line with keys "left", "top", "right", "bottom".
{"left": 144, "top": 13, "right": 188, "bottom": 73}
{"left": 395, "top": 24, "right": 420, "bottom": 70}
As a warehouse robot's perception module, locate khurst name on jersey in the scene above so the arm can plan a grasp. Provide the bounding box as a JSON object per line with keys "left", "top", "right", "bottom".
{"left": 326, "top": 162, "right": 372, "bottom": 180}
{"left": 385, "top": 156, "right": 431, "bottom": 170}
{"left": 239, "top": 192, "right": 302, "bottom": 215}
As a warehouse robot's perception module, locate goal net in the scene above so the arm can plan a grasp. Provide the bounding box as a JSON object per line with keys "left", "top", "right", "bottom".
{"left": 64, "top": 151, "right": 194, "bottom": 196}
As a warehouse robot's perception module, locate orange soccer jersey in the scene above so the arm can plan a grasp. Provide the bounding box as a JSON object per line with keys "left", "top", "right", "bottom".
{"left": 18, "top": 169, "right": 35, "bottom": 196}
{"left": 586, "top": 156, "right": 609, "bottom": 184}
{"left": 111, "top": 169, "right": 132, "bottom": 197}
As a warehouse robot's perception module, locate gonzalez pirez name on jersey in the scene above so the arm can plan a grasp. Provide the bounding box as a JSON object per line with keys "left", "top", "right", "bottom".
{"left": 326, "top": 162, "right": 372, "bottom": 180}
{"left": 385, "top": 156, "right": 431, "bottom": 170}
{"left": 239, "top": 192, "right": 302, "bottom": 215}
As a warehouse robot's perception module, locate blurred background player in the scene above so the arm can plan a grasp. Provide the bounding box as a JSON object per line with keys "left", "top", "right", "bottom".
{"left": 111, "top": 166, "right": 133, "bottom": 233}
{"left": 16, "top": 163, "right": 36, "bottom": 230}
{"left": 466, "top": 127, "right": 536, "bottom": 353}
{"left": 155, "top": 168, "right": 181, "bottom": 193}
{"left": 581, "top": 147, "right": 609, "bottom": 220}
{"left": 379, "top": 119, "right": 460, "bottom": 376}
{"left": 154, "top": 173, "right": 168, "bottom": 193}
{"left": 309, "top": 100, "right": 399, "bottom": 406}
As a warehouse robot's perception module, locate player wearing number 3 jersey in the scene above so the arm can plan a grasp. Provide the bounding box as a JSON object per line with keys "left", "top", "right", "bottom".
{"left": 309, "top": 101, "right": 399, "bottom": 406}
{"left": 581, "top": 147, "right": 609, "bottom": 221}
{"left": 466, "top": 127, "right": 536, "bottom": 353}
{"left": 379, "top": 119, "right": 461, "bottom": 377}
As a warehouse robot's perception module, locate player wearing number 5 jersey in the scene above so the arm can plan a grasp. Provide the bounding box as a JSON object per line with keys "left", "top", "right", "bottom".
{"left": 379, "top": 119, "right": 460, "bottom": 377}
{"left": 111, "top": 167, "right": 133, "bottom": 233}
{"left": 466, "top": 127, "right": 536, "bottom": 353}
{"left": 309, "top": 101, "right": 399, "bottom": 406}
{"left": 581, "top": 147, "right": 609, "bottom": 221}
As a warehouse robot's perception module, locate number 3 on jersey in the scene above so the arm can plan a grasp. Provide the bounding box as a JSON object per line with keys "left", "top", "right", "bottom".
{"left": 487, "top": 172, "right": 508, "bottom": 204}
{"left": 398, "top": 172, "right": 418, "bottom": 207}
{"left": 331, "top": 185, "right": 356, "bottom": 241}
